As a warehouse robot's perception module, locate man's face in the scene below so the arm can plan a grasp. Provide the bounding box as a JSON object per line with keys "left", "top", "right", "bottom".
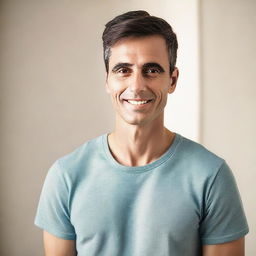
{"left": 105, "top": 35, "right": 178, "bottom": 126}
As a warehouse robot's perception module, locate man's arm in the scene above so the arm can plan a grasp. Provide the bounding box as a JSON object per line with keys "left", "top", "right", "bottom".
{"left": 203, "top": 237, "right": 245, "bottom": 256}
{"left": 43, "top": 231, "right": 77, "bottom": 256}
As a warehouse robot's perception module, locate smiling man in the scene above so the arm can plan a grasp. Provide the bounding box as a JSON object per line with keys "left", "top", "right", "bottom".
{"left": 35, "top": 11, "right": 249, "bottom": 256}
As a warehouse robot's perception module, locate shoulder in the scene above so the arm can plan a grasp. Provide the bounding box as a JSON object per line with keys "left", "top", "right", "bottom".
{"left": 175, "top": 134, "right": 226, "bottom": 177}
{"left": 48, "top": 134, "right": 106, "bottom": 181}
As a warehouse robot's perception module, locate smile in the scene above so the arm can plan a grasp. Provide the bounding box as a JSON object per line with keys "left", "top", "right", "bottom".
{"left": 124, "top": 99, "right": 153, "bottom": 105}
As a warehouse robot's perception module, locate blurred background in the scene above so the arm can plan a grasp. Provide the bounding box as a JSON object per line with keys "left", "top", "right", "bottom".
{"left": 0, "top": 0, "right": 255, "bottom": 255}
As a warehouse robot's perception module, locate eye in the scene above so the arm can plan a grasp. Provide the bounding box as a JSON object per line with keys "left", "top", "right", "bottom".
{"left": 144, "top": 68, "right": 161, "bottom": 76}
{"left": 148, "top": 68, "right": 160, "bottom": 73}
{"left": 118, "top": 68, "right": 129, "bottom": 74}
{"left": 114, "top": 67, "right": 131, "bottom": 77}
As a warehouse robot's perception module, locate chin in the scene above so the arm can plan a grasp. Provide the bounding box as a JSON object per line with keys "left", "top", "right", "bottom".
{"left": 121, "top": 116, "right": 152, "bottom": 126}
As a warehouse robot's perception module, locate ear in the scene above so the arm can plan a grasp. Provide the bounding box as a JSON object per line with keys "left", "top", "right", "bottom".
{"left": 105, "top": 72, "right": 110, "bottom": 94}
{"left": 168, "top": 67, "right": 179, "bottom": 94}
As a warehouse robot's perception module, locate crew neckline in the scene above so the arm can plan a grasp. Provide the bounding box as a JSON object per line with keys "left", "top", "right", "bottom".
{"left": 102, "top": 132, "right": 182, "bottom": 173}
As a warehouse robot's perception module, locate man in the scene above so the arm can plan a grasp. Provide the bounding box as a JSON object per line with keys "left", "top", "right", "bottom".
{"left": 35, "top": 10, "right": 249, "bottom": 256}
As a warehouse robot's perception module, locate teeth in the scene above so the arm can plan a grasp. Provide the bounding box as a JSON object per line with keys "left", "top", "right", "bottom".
{"left": 127, "top": 100, "right": 149, "bottom": 105}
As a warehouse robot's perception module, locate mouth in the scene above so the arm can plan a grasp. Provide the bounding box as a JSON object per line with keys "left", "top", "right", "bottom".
{"left": 123, "top": 99, "right": 154, "bottom": 105}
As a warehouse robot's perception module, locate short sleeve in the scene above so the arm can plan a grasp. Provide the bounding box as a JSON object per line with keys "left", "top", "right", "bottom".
{"left": 34, "top": 161, "right": 76, "bottom": 240}
{"left": 200, "top": 161, "right": 249, "bottom": 245}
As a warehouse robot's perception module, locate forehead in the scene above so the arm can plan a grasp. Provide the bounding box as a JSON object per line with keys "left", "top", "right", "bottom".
{"left": 109, "top": 35, "right": 169, "bottom": 66}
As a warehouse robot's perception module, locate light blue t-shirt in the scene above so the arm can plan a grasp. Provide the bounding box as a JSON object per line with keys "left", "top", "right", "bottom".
{"left": 35, "top": 133, "right": 249, "bottom": 255}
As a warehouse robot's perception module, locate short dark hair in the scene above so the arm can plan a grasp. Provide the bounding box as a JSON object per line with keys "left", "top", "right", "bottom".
{"left": 102, "top": 10, "right": 178, "bottom": 74}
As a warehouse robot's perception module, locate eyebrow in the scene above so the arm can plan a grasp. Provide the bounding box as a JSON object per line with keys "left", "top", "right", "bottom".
{"left": 112, "top": 63, "right": 133, "bottom": 72}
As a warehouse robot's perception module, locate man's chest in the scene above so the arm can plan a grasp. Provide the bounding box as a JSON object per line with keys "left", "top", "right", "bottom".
{"left": 70, "top": 172, "right": 201, "bottom": 253}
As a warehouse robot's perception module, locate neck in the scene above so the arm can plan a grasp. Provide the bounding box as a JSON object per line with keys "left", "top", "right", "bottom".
{"left": 108, "top": 115, "right": 175, "bottom": 166}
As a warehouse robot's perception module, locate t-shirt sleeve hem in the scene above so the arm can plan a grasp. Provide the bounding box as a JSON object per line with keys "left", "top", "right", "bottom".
{"left": 201, "top": 227, "right": 249, "bottom": 245}
{"left": 34, "top": 219, "right": 76, "bottom": 240}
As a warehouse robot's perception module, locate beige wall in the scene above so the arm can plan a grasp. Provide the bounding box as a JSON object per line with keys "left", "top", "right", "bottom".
{"left": 0, "top": 0, "right": 254, "bottom": 255}
{"left": 200, "top": 0, "right": 256, "bottom": 255}
{"left": 0, "top": 2, "right": 113, "bottom": 255}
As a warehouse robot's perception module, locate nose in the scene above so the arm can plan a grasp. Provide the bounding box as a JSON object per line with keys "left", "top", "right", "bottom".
{"left": 128, "top": 70, "right": 147, "bottom": 93}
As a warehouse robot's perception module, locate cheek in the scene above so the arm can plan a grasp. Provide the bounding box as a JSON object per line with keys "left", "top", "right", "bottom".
{"left": 156, "top": 85, "right": 169, "bottom": 99}
{"left": 107, "top": 86, "right": 125, "bottom": 104}
{"left": 153, "top": 86, "right": 169, "bottom": 108}
{"left": 107, "top": 78, "right": 126, "bottom": 95}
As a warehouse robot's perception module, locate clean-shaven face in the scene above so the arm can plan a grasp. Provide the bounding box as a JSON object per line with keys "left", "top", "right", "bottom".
{"left": 105, "top": 35, "right": 177, "bottom": 126}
